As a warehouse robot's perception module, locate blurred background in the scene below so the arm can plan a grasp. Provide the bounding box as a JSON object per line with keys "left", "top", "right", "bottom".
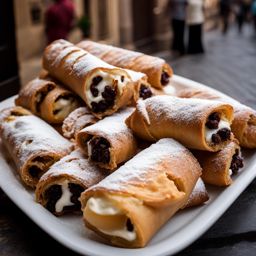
{"left": 1, "top": 0, "right": 256, "bottom": 100}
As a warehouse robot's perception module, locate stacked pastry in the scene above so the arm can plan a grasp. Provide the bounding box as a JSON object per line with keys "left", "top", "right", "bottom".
{"left": 1, "top": 39, "right": 253, "bottom": 249}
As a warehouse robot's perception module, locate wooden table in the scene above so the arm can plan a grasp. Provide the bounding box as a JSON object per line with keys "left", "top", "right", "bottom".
{"left": 1, "top": 27, "right": 256, "bottom": 255}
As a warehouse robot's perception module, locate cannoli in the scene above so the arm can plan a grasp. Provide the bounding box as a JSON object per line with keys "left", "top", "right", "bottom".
{"left": 36, "top": 149, "right": 107, "bottom": 216}
{"left": 43, "top": 39, "right": 134, "bottom": 118}
{"left": 170, "top": 75, "right": 256, "bottom": 148}
{"left": 80, "top": 138, "right": 202, "bottom": 248}
{"left": 39, "top": 86, "right": 81, "bottom": 124}
{"left": 0, "top": 107, "right": 73, "bottom": 188}
{"left": 15, "top": 78, "right": 81, "bottom": 124}
{"left": 15, "top": 78, "right": 56, "bottom": 115}
{"left": 126, "top": 95, "right": 234, "bottom": 151}
{"left": 183, "top": 178, "right": 209, "bottom": 208}
{"left": 62, "top": 107, "right": 98, "bottom": 140}
{"left": 77, "top": 108, "right": 137, "bottom": 170}
{"left": 125, "top": 69, "right": 153, "bottom": 105}
{"left": 193, "top": 140, "right": 244, "bottom": 186}
{"left": 76, "top": 40, "right": 173, "bottom": 89}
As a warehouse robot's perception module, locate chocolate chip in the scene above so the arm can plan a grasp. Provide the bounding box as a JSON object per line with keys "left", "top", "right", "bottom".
{"left": 217, "top": 128, "right": 231, "bottom": 141}
{"left": 211, "top": 133, "right": 221, "bottom": 144}
{"left": 206, "top": 112, "right": 220, "bottom": 129}
{"left": 139, "top": 84, "right": 153, "bottom": 100}
{"left": 91, "top": 101, "right": 109, "bottom": 113}
{"left": 92, "top": 76, "right": 103, "bottom": 86}
{"left": 90, "top": 137, "right": 110, "bottom": 164}
{"left": 90, "top": 85, "right": 99, "bottom": 97}
{"left": 121, "top": 76, "right": 124, "bottom": 82}
{"left": 126, "top": 218, "right": 134, "bottom": 232}
{"left": 230, "top": 150, "right": 244, "bottom": 174}
{"left": 102, "top": 85, "right": 116, "bottom": 102}
{"left": 91, "top": 86, "right": 116, "bottom": 113}
{"left": 161, "top": 71, "right": 170, "bottom": 86}
{"left": 68, "top": 183, "right": 84, "bottom": 205}
{"left": 45, "top": 185, "right": 62, "bottom": 213}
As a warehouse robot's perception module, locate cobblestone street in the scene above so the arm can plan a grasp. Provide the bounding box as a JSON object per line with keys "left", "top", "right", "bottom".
{"left": 170, "top": 24, "right": 256, "bottom": 109}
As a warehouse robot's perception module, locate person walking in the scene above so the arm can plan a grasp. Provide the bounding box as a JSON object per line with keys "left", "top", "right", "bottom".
{"left": 252, "top": 0, "right": 256, "bottom": 32}
{"left": 45, "top": 0, "right": 75, "bottom": 44}
{"left": 220, "top": 0, "right": 232, "bottom": 34}
{"left": 186, "top": 0, "right": 205, "bottom": 54}
{"left": 169, "top": 0, "right": 187, "bottom": 55}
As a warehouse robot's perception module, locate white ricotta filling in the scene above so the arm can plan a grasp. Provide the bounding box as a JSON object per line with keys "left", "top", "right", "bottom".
{"left": 87, "top": 140, "right": 92, "bottom": 158}
{"left": 53, "top": 97, "right": 77, "bottom": 118}
{"left": 85, "top": 70, "right": 128, "bottom": 107}
{"left": 205, "top": 119, "right": 230, "bottom": 143}
{"left": 86, "top": 197, "right": 136, "bottom": 241}
{"left": 55, "top": 180, "right": 74, "bottom": 213}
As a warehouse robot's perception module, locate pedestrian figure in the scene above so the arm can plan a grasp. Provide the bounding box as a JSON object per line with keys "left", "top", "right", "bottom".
{"left": 169, "top": 0, "right": 187, "bottom": 55}
{"left": 235, "top": 0, "right": 251, "bottom": 33}
{"left": 187, "top": 0, "right": 205, "bottom": 54}
{"left": 252, "top": 0, "right": 256, "bottom": 32}
{"left": 45, "top": 0, "right": 75, "bottom": 44}
{"left": 220, "top": 0, "right": 232, "bottom": 34}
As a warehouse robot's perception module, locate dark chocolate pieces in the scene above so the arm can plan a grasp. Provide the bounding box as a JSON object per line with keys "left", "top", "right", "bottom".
{"left": 89, "top": 137, "right": 110, "bottom": 164}
{"left": 90, "top": 76, "right": 102, "bottom": 97}
{"left": 211, "top": 128, "right": 231, "bottom": 144}
{"left": 90, "top": 75, "right": 117, "bottom": 113}
{"left": 206, "top": 112, "right": 220, "bottom": 129}
{"left": 44, "top": 183, "right": 84, "bottom": 214}
{"left": 206, "top": 112, "right": 231, "bottom": 144}
{"left": 126, "top": 218, "right": 134, "bottom": 232}
{"left": 160, "top": 71, "right": 170, "bottom": 86}
{"left": 230, "top": 149, "right": 244, "bottom": 174}
{"left": 139, "top": 84, "right": 153, "bottom": 100}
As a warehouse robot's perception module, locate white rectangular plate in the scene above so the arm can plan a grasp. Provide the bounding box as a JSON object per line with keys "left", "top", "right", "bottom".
{"left": 1, "top": 76, "right": 256, "bottom": 256}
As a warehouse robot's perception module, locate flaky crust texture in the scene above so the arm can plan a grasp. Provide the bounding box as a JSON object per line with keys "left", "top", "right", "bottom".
{"left": 77, "top": 108, "right": 137, "bottom": 170}
{"left": 36, "top": 149, "right": 107, "bottom": 211}
{"left": 194, "top": 140, "right": 241, "bottom": 186}
{"left": 15, "top": 78, "right": 56, "bottom": 114}
{"left": 126, "top": 96, "right": 234, "bottom": 151}
{"left": 43, "top": 39, "right": 134, "bottom": 118}
{"left": 62, "top": 107, "right": 98, "bottom": 140}
{"left": 183, "top": 178, "right": 209, "bottom": 208}
{"left": 80, "top": 139, "right": 201, "bottom": 247}
{"left": 77, "top": 40, "right": 173, "bottom": 89}
{"left": 40, "top": 86, "right": 81, "bottom": 124}
{"left": 0, "top": 106, "right": 73, "bottom": 188}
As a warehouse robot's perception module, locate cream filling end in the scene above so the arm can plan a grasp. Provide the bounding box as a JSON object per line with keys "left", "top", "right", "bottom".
{"left": 205, "top": 119, "right": 230, "bottom": 143}
{"left": 55, "top": 180, "right": 74, "bottom": 213}
{"left": 53, "top": 98, "right": 78, "bottom": 118}
{"left": 85, "top": 197, "right": 136, "bottom": 241}
{"left": 86, "top": 70, "right": 128, "bottom": 107}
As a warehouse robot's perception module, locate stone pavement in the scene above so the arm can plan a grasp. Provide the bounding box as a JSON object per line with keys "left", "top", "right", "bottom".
{"left": 1, "top": 25, "right": 256, "bottom": 256}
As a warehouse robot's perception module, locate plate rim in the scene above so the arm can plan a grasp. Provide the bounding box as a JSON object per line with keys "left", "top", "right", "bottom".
{"left": 0, "top": 78, "right": 256, "bottom": 256}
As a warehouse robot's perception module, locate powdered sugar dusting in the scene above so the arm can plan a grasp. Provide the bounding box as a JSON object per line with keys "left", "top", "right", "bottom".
{"left": 40, "top": 149, "right": 106, "bottom": 186}
{"left": 62, "top": 107, "right": 97, "bottom": 139}
{"left": 72, "top": 53, "right": 114, "bottom": 79}
{"left": 140, "top": 95, "right": 230, "bottom": 124}
{"left": 125, "top": 69, "right": 146, "bottom": 82}
{"left": 137, "top": 100, "right": 150, "bottom": 125}
{"left": 80, "top": 108, "right": 134, "bottom": 141}
{"left": 63, "top": 51, "right": 87, "bottom": 70}
{"left": 45, "top": 40, "right": 72, "bottom": 64}
{"left": 52, "top": 46, "right": 81, "bottom": 67}
{"left": 1, "top": 115, "right": 72, "bottom": 169}
{"left": 88, "top": 138, "right": 187, "bottom": 191}
{"left": 186, "top": 178, "right": 208, "bottom": 206}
